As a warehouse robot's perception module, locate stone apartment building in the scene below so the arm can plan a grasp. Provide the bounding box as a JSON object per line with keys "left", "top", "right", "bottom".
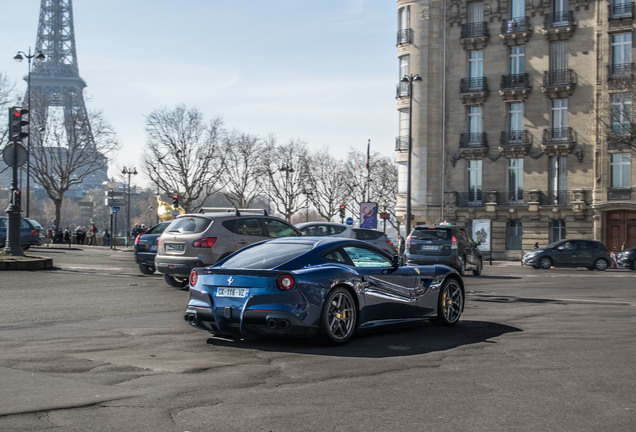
{"left": 395, "top": 0, "right": 636, "bottom": 259}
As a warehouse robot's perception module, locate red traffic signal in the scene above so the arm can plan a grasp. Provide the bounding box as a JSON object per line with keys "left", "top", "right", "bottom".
{"left": 9, "top": 107, "right": 29, "bottom": 142}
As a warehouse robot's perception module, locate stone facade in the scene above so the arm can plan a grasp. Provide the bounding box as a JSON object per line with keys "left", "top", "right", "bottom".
{"left": 395, "top": 0, "right": 636, "bottom": 259}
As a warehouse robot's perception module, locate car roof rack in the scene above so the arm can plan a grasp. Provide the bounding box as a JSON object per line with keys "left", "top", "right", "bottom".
{"left": 197, "top": 207, "right": 268, "bottom": 216}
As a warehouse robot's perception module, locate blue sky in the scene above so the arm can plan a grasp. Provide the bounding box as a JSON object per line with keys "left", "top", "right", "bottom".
{"left": 2, "top": 1, "right": 398, "bottom": 183}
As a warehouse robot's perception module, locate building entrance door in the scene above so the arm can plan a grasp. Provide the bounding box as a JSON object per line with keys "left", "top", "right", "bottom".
{"left": 605, "top": 210, "right": 636, "bottom": 251}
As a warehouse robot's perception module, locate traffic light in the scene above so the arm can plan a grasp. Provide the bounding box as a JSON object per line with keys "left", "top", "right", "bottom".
{"left": 12, "top": 190, "right": 21, "bottom": 207}
{"left": 9, "top": 107, "right": 29, "bottom": 143}
{"left": 172, "top": 195, "right": 180, "bottom": 207}
{"left": 339, "top": 205, "right": 345, "bottom": 219}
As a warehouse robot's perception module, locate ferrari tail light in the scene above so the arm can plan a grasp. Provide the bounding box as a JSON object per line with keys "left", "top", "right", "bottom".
{"left": 192, "top": 237, "right": 217, "bottom": 248}
{"left": 277, "top": 274, "right": 295, "bottom": 291}
{"left": 451, "top": 236, "right": 458, "bottom": 250}
{"left": 189, "top": 269, "right": 198, "bottom": 286}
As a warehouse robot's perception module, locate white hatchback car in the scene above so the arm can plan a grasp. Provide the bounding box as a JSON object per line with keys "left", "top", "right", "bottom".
{"left": 295, "top": 222, "right": 397, "bottom": 255}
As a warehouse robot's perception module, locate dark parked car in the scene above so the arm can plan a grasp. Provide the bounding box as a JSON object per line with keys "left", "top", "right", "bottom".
{"left": 295, "top": 222, "right": 397, "bottom": 255}
{"left": 616, "top": 247, "right": 636, "bottom": 270}
{"left": 404, "top": 224, "right": 482, "bottom": 276}
{"left": 156, "top": 209, "right": 301, "bottom": 288}
{"left": 134, "top": 221, "right": 171, "bottom": 274}
{"left": 185, "top": 237, "right": 464, "bottom": 344}
{"left": 522, "top": 239, "right": 612, "bottom": 270}
{"left": 0, "top": 216, "right": 44, "bottom": 250}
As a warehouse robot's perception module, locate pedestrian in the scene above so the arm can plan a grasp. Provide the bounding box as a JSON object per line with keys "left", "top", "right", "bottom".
{"left": 88, "top": 222, "right": 98, "bottom": 245}
{"left": 75, "top": 226, "right": 83, "bottom": 245}
{"left": 64, "top": 227, "right": 71, "bottom": 245}
{"left": 103, "top": 229, "right": 111, "bottom": 246}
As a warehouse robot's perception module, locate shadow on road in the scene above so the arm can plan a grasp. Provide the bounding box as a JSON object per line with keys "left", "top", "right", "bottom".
{"left": 205, "top": 320, "right": 522, "bottom": 358}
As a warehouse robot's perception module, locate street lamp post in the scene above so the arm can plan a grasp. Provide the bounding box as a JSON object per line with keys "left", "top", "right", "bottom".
{"left": 303, "top": 189, "right": 312, "bottom": 222}
{"left": 401, "top": 74, "right": 422, "bottom": 238}
{"left": 121, "top": 166, "right": 137, "bottom": 238}
{"left": 14, "top": 48, "right": 46, "bottom": 218}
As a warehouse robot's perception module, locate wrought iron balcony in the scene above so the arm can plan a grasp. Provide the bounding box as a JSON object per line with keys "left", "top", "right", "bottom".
{"left": 460, "top": 132, "right": 488, "bottom": 148}
{"left": 499, "top": 130, "right": 531, "bottom": 157}
{"left": 397, "top": 28, "right": 413, "bottom": 46}
{"left": 499, "top": 73, "right": 531, "bottom": 100}
{"left": 395, "top": 136, "right": 409, "bottom": 152}
{"left": 395, "top": 82, "right": 410, "bottom": 98}
{"left": 607, "top": 63, "right": 635, "bottom": 90}
{"left": 541, "top": 127, "right": 576, "bottom": 156}
{"left": 459, "top": 77, "right": 489, "bottom": 104}
{"left": 542, "top": 11, "right": 576, "bottom": 40}
{"left": 541, "top": 69, "right": 576, "bottom": 98}
{"left": 499, "top": 16, "right": 532, "bottom": 45}
{"left": 460, "top": 22, "right": 489, "bottom": 50}
{"left": 450, "top": 189, "right": 590, "bottom": 208}
{"left": 455, "top": 191, "right": 483, "bottom": 207}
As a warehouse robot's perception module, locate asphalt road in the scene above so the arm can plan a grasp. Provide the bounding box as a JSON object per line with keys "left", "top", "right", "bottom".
{"left": 0, "top": 246, "right": 634, "bottom": 432}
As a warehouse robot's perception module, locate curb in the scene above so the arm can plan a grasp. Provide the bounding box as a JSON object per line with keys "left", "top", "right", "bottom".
{"left": 0, "top": 258, "right": 54, "bottom": 271}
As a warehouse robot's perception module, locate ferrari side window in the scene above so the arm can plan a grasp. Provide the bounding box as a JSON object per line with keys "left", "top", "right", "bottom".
{"left": 342, "top": 246, "right": 393, "bottom": 268}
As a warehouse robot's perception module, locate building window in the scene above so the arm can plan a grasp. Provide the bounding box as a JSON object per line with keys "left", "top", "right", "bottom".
{"left": 468, "top": 160, "right": 483, "bottom": 204}
{"left": 468, "top": 105, "right": 483, "bottom": 136}
{"left": 506, "top": 220, "right": 522, "bottom": 250}
{"left": 612, "top": 33, "right": 632, "bottom": 75}
{"left": 550, "top": 219, "right": 566, "bottom": 242}
{"left": 551, "top": 99, "right": 568, "bottom": 140}
{"left": 508, "top": 102, "right": 524, "bottom": 141}
{"left": 398, "top": 161, "right": 407, "bottom": 193}
{"left": 511, "top": 0, "right": 525, "bottom": 20}
{"left": 611, "top": 153, "right": 631, "bottom": 188}
{"left": 550, "top": 40, "right": 568, "bottom": 71}
{"left": 510, "top": 45, "right": 525, "bottom": 75}
{"left": 508, "top": 158, "right": 524, "bottom": 202}
{"left": 467, "top": 1, "right": 484, "bottom": 23}
{"left": 398, "top": 6, "right": 410, "bottom": 31}
{"left": 549, "top": 155, "right": 568, "bottom": 204}
{"left": 469, "top": 50, "right": 484, "bottom": 78}
{"left": 611, "top": 93, "right": 631, "bottom": 136}
{"left": 553, "top": 0, "right": 569, "bottom": 26}
{"left": 399, "top": 55, "right": 409, "bottom": 79}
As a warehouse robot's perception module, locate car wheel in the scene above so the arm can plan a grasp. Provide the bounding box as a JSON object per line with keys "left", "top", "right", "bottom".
{"left": 139, "top": 263, "right": 155, "bottom": 275}
{"left": 630, "top": 260, "right": 636, "bottom": 271}
{"left": 472, "top": 258, "right": 482, "bottom": 276}
{"left": 539, "top": 257, "right": 553, "bottom": 269}
{"left": 432, "top": 278, "right": 464, "bottom": 326}
{"left": 164, "top": 274, "right": 188, "bottom": 289}
{"left": 457, "top": 256, "right": 466, "bottom": 276}
{"left": 320, "top": 287, "right": 357, "bottom": 344}
{"left": 593, "top": 258, "right": 609, "bottom": 271}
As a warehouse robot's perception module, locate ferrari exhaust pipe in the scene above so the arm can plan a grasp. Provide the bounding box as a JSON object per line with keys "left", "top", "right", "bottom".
{"left": 184, "top": 313, "right": 197, "bottom": 325}
{"left": 267, "top": 318, "right": 277, "bottom": 328}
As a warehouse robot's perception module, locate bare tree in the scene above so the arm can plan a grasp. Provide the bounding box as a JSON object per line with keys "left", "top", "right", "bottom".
{"left": 28, "top": 97, "right": 119, "bottom": 229}
{"left": 0, "top": 72, "right": 17, "bottom": 174}
{"left": 597, "top": 78, "right": 636, "bottom": 152}
{"left": 263, "top": 138, "right": 309, "bottom": 222}
{"left": 143, "top": 105, "right": 226, "bottom": 212}
{"left": 304, "top": 149, "right": 348, "bottom": 221}
{"left": 222, "top": 131, "right": 267, "bottom": 209}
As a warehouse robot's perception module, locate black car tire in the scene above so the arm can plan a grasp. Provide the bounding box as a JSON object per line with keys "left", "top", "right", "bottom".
{"left": 593, "top": 258, "right": 609, "bottom": 271}
{"left": 539, "top": 257, "right": 553, "bottom": 270}
{"left": 458, "top": 256, "right": 466, "bottom": 276}
{"left": 630, "top": 260, "right": 636, "bottom": 271}
{"left": 139, "top": 263, "right": 155, "bottom": 275}
{"left": 432, "top": 278, "right": 464, "bottom": 327}
{"left": 164, "top": 274, "right": 188, "bottom": 289}
{"left": 320, "top": 287, "right": 357, "bottom": 345}
{"left": 472, "top": 259, "right": 482, "bottom": 276}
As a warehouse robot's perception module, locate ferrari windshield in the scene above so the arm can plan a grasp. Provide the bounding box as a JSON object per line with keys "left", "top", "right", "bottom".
{"left": 219, "top": 242, "right": 313, "bottom": 269}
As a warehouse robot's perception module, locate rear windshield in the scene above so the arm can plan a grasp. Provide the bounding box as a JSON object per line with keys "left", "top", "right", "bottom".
{"left": 411, "top": 228, "right": 451, "bottom": 241}
{"left": 145, "top": 222, "right": 170, "bottom": 235}
{"left": 219, "top": 242, "right": 313, "bottom": 269}
{"left": 353, "top": 229, "right": 383, "bottom": 240}
{"left": 166, "top": 216, "right": 211, "bottom": 234}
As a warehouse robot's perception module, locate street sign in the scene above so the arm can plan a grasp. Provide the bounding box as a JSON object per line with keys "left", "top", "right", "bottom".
{"left": 2, "top": 142, "right": 28, "bottom": 167}
{"left": 112, "top": 206, "right": 120, "bottom": 214}
{"left": 346, "top": 217, "right": 353, "bottom": 226}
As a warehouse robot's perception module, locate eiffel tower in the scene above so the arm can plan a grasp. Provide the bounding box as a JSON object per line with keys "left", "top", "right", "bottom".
{"left": 27, "top": 0, "right": 108, "bottom": 191}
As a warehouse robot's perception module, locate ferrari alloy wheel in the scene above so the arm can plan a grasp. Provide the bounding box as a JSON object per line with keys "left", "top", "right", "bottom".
{"left": 139, "top": 263, "right": 155, "bottom": 275}
{"left": 321, "top": 287, "right": 357, "bottom": 344}
{"left": 433, "top": 279, "right": 463, "bottom": 326}
{"left": 539, "top": 257, "right": 553, "bottom": 270}
{"left": 164, "top": 274, "right": 189, "bottom": 289}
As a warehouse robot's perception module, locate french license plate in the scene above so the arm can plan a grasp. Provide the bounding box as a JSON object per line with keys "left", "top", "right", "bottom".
{"left": 165, "top": 243, "right": 184, "bottom": 252}
{"left": 421, "top": 245, "right": 439, "bottom": 250}
{"left": 216, "top": 287, "right": 249, "bottom": 298}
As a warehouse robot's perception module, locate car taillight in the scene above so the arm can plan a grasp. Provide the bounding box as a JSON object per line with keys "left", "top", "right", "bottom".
{"left": 276, "top": 274, "right": 295, "bottom": 291}
{"left": 135, "top": 234, "right": 142, "bottom": 245}
{"left": 157, "top": 238, "right": 162, "bottom": 246}
{"left": 192, "top": 237, "right": 217, "bottom": 248}
{"left": 405, "top": 235, "right": 411, "bottom": 248}
{"left": 189, "top": 269, "right": 198, "bottom": 286}
{"left": 451, "top": 236, "right": 458, "bottom": 250}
